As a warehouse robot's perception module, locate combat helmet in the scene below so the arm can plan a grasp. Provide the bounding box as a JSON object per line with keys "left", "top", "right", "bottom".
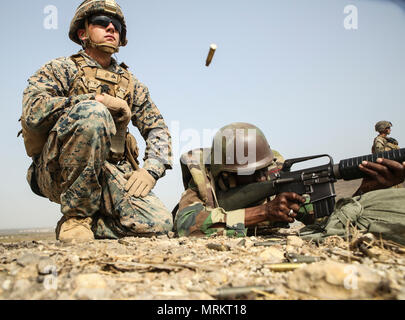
{"left": 69, "top": 0, "right": 128, "bottom": 54}
{"left": 375, "top": 121, "right": 393, "bottom": 133}
{"left": 210, "top": 123, "right": 275, "bottom": 178}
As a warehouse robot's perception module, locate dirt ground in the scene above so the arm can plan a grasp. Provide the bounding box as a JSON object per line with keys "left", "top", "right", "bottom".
{"left": 1, "top": 180, "right": 404, "bottom": 300}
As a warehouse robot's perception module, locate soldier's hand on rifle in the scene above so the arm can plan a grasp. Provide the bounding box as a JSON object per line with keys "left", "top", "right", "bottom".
{"left": 357, "top": 158, "right": 405, "bottom": 193}
{"left": 265, "top": 192, "right": 306, "bottom": 223}
{"left": 124, "top": 168, "right": 157, "bottom": 198}
{"left": 96, "top": 93, "right": 131, "bottom": 126}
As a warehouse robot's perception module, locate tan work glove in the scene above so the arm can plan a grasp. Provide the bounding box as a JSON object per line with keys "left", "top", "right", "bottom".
{"left": 124, "top": 168, "right": 157, "bottom": 198}
{"left": 96, "top": 93, "right": 131, "bottom": 126}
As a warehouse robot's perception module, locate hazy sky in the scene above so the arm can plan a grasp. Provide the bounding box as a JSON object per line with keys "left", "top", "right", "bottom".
{"left": 1, "top": 0, "right": 404, "bottom": 229}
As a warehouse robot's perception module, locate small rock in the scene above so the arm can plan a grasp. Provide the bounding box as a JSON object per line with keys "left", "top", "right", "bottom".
{"left": 9, "top": 265, "right": 20, "bottom": 276}
{"left": 118, "top": 239, "right": 131, "bottom": 246}
{"left": 105, "top": 243, "right": 127, "bottom": 255}
{"left": 367, "top": 248, "right": 391, "bottom": 262}
{"left": 75, "top": 288, "right": 110, "bottom": 300}
{"left": 70, "top": 255, "right": 80, "bottom": 264}
{"left": 74, "top": 274, "right": 109, "bottom": 300}
{"left": 285, "top": 245, "right": 298, "bottom": 254}
{"left": 259, "top": 247, "right": 285, "bottom": 263}
{"left": 13, "top": 279, "right": 31, "bottom": 293}
{"left": 362, "top": 258, "right": 374, "bottom": 266}
{"left": 147, "top": 256, "right": 165, "bottom": 264}
{"left": 244, "top": 239, "right": 255, "bottom": 249}
{"left": 56, "top": 242, "right": 72, "bottom": 248}
{"left": 16, "top": 253, "right": 41, "bottom": 267}
{"left": 37, "top": 275, "right": 45, "bottom": 284}
{"left": 286, "top": 253, "right": 320, "bottom": 264}
{"left": 15, "top": 264, "right": 39, "bottom": 280}
{"left": 237, "top": 239, "right": 246, "bottom": 247}
{"left": 287, "top": 236, "right": 304, "bottom": 248}
{"left": 2, "top": 279, "right": 12, "bottom": 291}
{"left": 350, "top": 233, "right": 375, "bottom": 249}
{"left": 75, "top": 274, "right": 107, "bottom": 289}
{"left": 287, "top": 261, "right": 393, "bottom": 299}
{"left": 178, "top": 238, "right": 188, "bottom": 245}
{"left": 37, "top": 258, "right": 56, "bottom": 275}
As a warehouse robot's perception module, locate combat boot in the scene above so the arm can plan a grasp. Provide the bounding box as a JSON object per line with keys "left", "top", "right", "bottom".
{"left": 56, "top": 216, "right": 94, "bottom": 243}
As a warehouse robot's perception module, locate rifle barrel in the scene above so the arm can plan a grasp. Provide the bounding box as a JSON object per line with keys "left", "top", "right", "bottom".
{"left": 333, "top": 148, "right": 405, "bottom": 181}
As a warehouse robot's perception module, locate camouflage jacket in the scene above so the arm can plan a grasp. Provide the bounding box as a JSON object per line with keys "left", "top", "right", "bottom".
{"left": 372, "top": 135, "right": 400, "bottom": 154}
{"left": 174, "top": 148, "right": 285, "bottom": 238}
{"left": 22, "top": 50, "right": 172, "bottom": 177}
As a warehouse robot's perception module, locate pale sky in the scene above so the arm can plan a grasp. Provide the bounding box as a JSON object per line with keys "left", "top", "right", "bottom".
{"left": 0, "top": 0, "right": 404, "bottom": 229}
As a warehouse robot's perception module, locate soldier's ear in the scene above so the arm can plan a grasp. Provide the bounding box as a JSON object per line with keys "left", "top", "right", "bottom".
{"left": 77, "top": 29, "right": 87, "bottom": 41}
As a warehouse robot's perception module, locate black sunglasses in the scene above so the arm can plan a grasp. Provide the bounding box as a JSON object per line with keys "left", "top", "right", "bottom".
{"left": 88, "top": 15, "right": 122, "bottom": 34}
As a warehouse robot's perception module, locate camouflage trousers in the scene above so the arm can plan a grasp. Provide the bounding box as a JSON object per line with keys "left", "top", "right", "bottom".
{"left": 32, "top": 100, "right": 173, "bottom": 239}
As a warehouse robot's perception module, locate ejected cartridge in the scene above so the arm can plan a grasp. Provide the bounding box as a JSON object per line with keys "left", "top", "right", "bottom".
{"left": 206, "top": 44, "right": 217, "bottom": 67}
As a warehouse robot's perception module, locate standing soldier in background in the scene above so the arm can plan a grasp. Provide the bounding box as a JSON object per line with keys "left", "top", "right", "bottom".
{"left": 372, "top": 121, "right": 403, "bottom": 188}
{"left": 20, "top": 0, "right": 173, "bottom": 242}
{"left": 372, "top": 121, "right": 400, "bottom": 153}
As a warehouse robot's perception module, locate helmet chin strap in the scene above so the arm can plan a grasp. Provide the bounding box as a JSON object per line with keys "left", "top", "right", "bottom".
{"left": 84, "top": 19, "right": 120, "bottom": 54}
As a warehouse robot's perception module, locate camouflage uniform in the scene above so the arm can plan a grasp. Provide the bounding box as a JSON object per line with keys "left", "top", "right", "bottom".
{"left": 372, "top": 121, "right": 399, "bottom": 153}
{"left": 174, "top": 148, "right": 286, "bottom": 238}
{"left": 371, "top": 121, "right": 403, "bottom": 189}
{"left": 372, "top": 136, "right": 400, "bottom": 153}
{"left": 22, "top": 51, "right": 173, "bottom": 239}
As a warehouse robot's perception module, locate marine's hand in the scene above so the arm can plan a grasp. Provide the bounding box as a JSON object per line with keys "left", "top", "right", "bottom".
{"left": 357, "top": 158, "right": 405, "bottom": 193}
{"left": 265, "top": 192, "right": 306, "bottom": 223}
{"left": 124, "top": 168, "right": 156, "bottom": 198}
{"left": 96, "top": 93, "right": 131, "bottom": 125}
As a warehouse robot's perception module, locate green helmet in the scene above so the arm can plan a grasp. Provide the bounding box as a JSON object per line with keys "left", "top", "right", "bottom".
{"left": 69, "top": 0, "right": 128, "bottom": 53}
{"left": 210, "top": 123, "right": 275, "bottom": 178}
{"left": 375, "top": 121, "right": 392, "bottom": 133}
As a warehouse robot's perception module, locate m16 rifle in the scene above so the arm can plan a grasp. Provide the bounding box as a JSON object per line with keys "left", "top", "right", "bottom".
{"left": 217, "top": 148, "right": 405, "bottom": 219}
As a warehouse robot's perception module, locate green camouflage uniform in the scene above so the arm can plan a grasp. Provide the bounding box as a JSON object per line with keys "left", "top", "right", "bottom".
{"left": 174, "top": 148, "right": 286, "bottom": 238}
{"left": 22, "top": 51, "right": 173, "bottom": 239}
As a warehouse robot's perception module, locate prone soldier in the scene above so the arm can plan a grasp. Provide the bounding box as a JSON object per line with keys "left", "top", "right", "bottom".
{"left": 174, "top": 123, "right": 405, "bottom": 237}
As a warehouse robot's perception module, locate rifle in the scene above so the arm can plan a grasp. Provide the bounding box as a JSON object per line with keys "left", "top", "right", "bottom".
{"left": 386, "top": 137, "right": 399, "bottom": 146}
{"left": 217, "top": 148, "right": 405, "bottom": 219}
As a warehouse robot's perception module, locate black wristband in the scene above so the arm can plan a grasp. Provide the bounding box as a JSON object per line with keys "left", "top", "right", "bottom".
{"left": 147, "top": 170, "right": 160, "bottom": 181}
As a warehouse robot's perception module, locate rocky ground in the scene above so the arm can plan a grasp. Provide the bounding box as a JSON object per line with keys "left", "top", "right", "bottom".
{"left": 1, "top": 180, "right": 404, "bottom": 300}
{"left": 1, "top": 229, "right": 405, "bottom": 300}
